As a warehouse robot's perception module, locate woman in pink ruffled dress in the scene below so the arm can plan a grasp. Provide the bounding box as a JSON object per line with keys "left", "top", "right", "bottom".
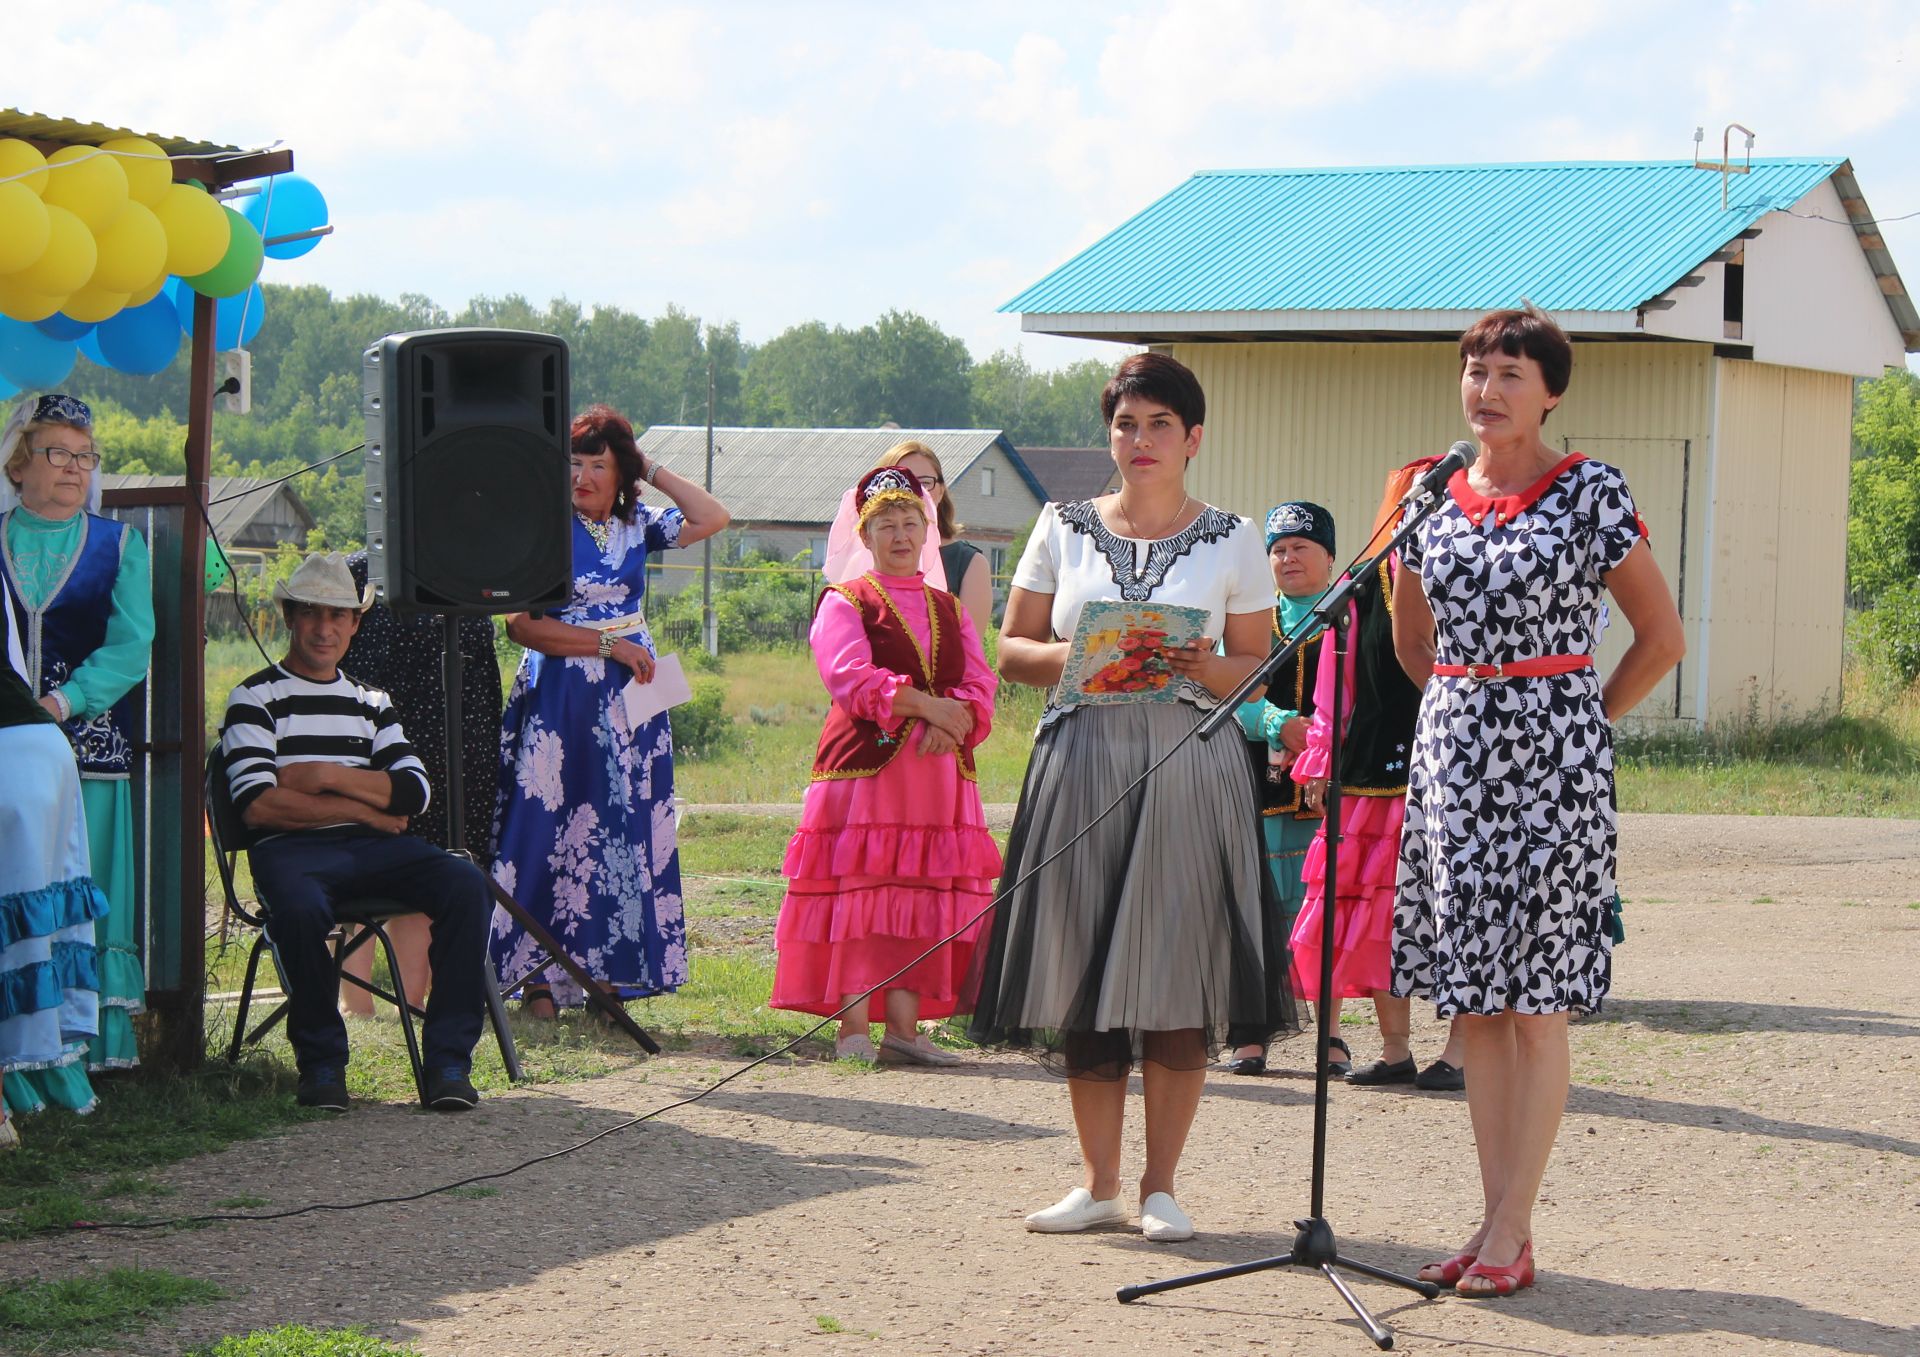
{"left": 771, "top": 467, "right": 1002, "bottom": 1065}
{"left": 1293, "top": 462, "right": 1466, "bottom": 1091}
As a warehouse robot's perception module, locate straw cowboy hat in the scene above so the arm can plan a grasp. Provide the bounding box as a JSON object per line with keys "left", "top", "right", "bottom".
{"left": 272, "top": 552, "right": 375, "bottom": 610}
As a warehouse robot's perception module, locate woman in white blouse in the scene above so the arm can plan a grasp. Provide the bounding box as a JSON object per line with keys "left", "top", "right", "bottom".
{"left": 968, "top": 353, "right": 1296, "bottom": 1243}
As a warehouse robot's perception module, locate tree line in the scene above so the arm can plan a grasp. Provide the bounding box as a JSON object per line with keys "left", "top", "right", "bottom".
{"left": 68, "top": 285, "right": 1117, "bottom": 549}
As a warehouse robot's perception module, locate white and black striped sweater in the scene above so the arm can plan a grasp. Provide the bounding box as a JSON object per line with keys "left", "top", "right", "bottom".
{"left": 220, "top": 663, "right": 430, "bottom": 833}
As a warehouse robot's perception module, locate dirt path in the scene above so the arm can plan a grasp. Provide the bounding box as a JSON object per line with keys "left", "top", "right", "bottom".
{"left": 8, "top": 813, "right": 1919, "bottom": 1355}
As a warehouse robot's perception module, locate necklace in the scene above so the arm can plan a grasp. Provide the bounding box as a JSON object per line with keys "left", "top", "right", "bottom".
{"left": 578, "top": 513, "right": 612, "bottom": 553}
{"left": 1117, "top": 493, "right": 1190, "bottom": 540}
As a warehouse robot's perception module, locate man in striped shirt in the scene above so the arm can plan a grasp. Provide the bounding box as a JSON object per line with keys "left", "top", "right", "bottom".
{"left": 220, "top": 553, "right": 489, "bottom": 1113}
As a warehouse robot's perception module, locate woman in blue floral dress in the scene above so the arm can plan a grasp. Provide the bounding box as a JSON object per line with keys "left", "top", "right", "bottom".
{"left": 491, "top": 405, "right": 730, "bottom": 1015}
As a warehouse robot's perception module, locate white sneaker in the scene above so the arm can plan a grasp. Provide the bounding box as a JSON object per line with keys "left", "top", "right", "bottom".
{"left": 877, "top": 1032, "right": 965, "bottom": 1066}
{"left": 1140, "top": 1191, "right": 1194, "bottom": 1242}
{"left": 1024, "top": 1188, "right": 1127, "bottom": 1233}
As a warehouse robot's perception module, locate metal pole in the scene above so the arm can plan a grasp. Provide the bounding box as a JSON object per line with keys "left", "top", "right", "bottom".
{"left": 160, "top": 291, "right": 217, "bottom": 1072}
{"left": 702, "top": 351, "right": 717, "bottom": 657}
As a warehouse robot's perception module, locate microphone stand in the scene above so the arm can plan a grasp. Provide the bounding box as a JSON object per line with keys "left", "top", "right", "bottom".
{"left": 1116, "top": 483, "right": 1453, "bottom": 1350}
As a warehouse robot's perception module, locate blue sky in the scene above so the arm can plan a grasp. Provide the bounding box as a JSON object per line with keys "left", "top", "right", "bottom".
{"left": 29, "top": 1, "right": 1920, "bottom": 370}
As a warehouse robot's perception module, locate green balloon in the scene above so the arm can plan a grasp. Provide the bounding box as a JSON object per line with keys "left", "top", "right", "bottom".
{"left": 205, "top": 538, "right": 231, "bottom": 594}
{"left": 182, "top": 205, "right": 263, "bottom": 300}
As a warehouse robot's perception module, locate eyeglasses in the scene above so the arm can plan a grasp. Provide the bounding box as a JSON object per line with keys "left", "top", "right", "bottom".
{"left": 32, "top": 447, "right": 101, "bottom": 470}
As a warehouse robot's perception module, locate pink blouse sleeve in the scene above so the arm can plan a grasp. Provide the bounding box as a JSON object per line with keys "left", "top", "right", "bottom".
{"left": 1288, "top": 597, "right": 1356, "bottom": 782}
{"left": 950, "top": 608, "right": 998, "bottom": 748}
{"left": 809, "top": 592, "right": 911, "bottom": 727}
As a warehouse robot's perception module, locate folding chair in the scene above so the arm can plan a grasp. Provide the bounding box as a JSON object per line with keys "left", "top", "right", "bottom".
{"left": 205, "top": 748, "right": 522, "bottom": 1101}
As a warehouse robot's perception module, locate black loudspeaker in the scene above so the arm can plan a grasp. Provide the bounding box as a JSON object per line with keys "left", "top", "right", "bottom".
{"left": 363, "top": 328, "right": 572, "bottom": 613}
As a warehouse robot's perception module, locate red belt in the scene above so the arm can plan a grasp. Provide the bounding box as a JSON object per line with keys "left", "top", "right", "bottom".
{"left": 1432, "top": 656, "right": 1593, "bottom": 681}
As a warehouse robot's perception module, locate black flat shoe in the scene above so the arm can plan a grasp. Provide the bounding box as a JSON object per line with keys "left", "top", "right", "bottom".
{"left": 1415, "top": 1058, "right": 1465, "bottom": 1091}
{"left": 1322, "top": 1036, "right": 1352, "bottom": 1079}
{"left": 1345, "top": 1055, "right": 1418, "bottom": 1085}
{"left": 1225, "top": 1054, "right": 1267, "bottom": 1076}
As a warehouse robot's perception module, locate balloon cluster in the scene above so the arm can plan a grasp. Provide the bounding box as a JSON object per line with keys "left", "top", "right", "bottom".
{"left": 0, "top": 136, "right": 327, "bottom": 394}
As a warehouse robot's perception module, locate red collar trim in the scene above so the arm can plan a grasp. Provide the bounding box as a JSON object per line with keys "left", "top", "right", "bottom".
{"left": 1449, "top": 452, "right": 1587, "bottom": 526}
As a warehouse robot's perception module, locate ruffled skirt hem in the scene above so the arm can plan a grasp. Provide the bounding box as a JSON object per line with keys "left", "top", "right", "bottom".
{"left": 1291, "top": 795, "right": 1403, "bottom": 1000}
{"left": 782, "top": 825, "right": 1003, "bottom": 882}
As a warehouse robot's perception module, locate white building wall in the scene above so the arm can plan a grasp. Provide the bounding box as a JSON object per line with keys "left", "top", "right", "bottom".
{"left": 1743, "top": 180, "right": 1906, "bottom": 377}
{"left": 1172, "top": 341, "right": 1720, "bottom": 723}
{"left": 1705, "top": 359, "right": 1854, "bottom": 722}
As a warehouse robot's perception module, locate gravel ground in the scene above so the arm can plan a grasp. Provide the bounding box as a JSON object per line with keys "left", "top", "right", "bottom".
{"left": 6, "top": 812, "right": 1918, "bottom": 1356}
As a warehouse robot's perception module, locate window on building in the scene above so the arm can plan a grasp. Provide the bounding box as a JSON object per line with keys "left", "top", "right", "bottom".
{"left": 980, "top": 467, "right": 995, "bottom": 496}
{"left": 1722, "top": 245, "right": 1745, "bottom": 340}
{"left": 806, "top": 537, "right": 827, "bottom": 566}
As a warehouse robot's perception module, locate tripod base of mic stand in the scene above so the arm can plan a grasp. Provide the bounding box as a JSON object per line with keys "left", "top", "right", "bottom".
{"left": 1115, "top": 1216, "right": 1440, "bottom": 1350}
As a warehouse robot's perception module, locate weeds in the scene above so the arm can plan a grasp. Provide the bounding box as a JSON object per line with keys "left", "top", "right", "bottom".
{"left": 0, "top": 1267, "right": 223, "bottom": 1353}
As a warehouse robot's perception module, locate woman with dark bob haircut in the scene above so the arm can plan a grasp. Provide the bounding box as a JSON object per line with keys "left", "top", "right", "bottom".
{"left": 1391, "top": 307, "right": 1683, "bottom": 1295}
{"left": 969, "top": 352, "right": 1296, "bottom": 1243}
{"left": 491, "top": 404, "right": 730, "bottom": 1018}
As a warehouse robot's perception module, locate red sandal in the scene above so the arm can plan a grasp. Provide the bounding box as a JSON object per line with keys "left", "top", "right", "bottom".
{"left": 1417, "top": 1250, "right": 1477, "bottom": 1285}
{"left": 1457, "top": 1241, "right": 1534, "bottom": 1298}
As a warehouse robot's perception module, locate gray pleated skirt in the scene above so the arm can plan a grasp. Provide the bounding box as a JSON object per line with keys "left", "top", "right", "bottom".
{"left": 966, "top": 700, "right": 1297, "bottom": 1078}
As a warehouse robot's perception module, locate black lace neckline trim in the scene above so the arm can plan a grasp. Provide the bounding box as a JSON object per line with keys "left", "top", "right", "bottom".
{"left": 1057, "top": 500, "right": 1241, "bottom": 602}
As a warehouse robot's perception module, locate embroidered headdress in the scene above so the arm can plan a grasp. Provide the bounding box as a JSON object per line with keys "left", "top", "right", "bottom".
{"left": 1264, "top": 500, "right": 1335, "bottom": 555}
{"left": 33, "top": 394, "right": 92, "bottom": 428}
{"left": 822, "top": 466, "right": 946, "bottom": 586}
{"left": 855, "top": 466, "right": 928, "bottom": 531}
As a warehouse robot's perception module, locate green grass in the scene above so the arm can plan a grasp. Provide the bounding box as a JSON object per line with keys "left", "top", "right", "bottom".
{"left": 1616, "top": 680, "right": 1920, "bottom": 817}
{"left": 187, "top": 1325, "right": 422, "bottom": 1357}
{"left": 0, "top": 1267, "right": 224, "bottom": 1353}
{"left": 0, "top": 1054, "right": 310, "bottom": 1238}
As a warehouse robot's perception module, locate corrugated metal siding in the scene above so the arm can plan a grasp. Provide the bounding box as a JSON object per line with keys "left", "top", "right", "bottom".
{"left": 640, "top": 426, "right": 1017, "bottom": 524}
{"left": 1007, "top": 160, "right": 1844, "bottom": 318}
{"left": 1706, "top": 361, "right": 1852, "bottom": 722}
{"left": 1173, "top": 342, "right": 1714, "bottom": 720}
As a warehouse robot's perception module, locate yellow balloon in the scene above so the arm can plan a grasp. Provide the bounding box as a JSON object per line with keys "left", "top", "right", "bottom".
{"left": 100, "top": 137, "right": 172, "bottom": 208}
{"left": 0, "top": 139, "right": 49, "bottom": 195}
{"left": 42, "top": 144, "right": 129, "bottom": 232}
{"left": 62, "top": 284, "right": 130, "bottom": 324}
{"left": 12, "top": 204, "right": 97, "bottom": 295}
{"left": 90, "top": 200, "right": 168, "bottom": 293}
{"left": 0, "top": 275, "right": 65, "bottom": 323}
{"left": 154, "top": 182, "right": 230, "bottom": 276}
{"left": 126, "top": 269, "right": 170, "bottom": 307}
{"left": 0, "top": 181, "right": 52, "bottom": 273}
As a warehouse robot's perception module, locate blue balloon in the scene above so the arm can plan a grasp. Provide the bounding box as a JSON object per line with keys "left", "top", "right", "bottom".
{"left": 0, "top": 374, "right": 17, "bottom": 401}
{"left": 241, "top": 173, "right": 328, "bottom": 260}
{"left": 0, "top": 318, "right": 78, "bottom": 390}
{"left": 177, "top": 280, "right": 265, "bottom": 351}
{"left": 79, "top": 329, "right": 107, "bottom": 368}
{"left": 95, "top": 294, "right": 183, "bottom": 376}
{"left": 36, "top": 313, "right": 95, "bottom": 342}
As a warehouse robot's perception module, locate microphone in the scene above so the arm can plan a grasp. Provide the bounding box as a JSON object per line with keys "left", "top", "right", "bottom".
{"left": 1400, "top": 440, "right": 1477, "bottom": 505}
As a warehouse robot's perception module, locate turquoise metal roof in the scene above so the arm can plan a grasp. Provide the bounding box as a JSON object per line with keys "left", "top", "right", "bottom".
{"left": 1002, "top": 159, "right": 1846, "bottom": 316}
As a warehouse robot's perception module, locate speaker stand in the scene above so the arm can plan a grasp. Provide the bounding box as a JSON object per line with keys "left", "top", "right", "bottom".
{"left": 439, "top": 615, "right": 660, "bottom": 1055}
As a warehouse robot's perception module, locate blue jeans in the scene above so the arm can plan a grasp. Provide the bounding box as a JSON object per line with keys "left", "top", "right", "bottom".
{"left": 249, "top": 828, "right": 489, "bottom": 1075}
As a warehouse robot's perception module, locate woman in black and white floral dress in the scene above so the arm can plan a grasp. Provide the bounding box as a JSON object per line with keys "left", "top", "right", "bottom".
{"left": 1391, "top": 308, "right": 1683, "bottom": 1298}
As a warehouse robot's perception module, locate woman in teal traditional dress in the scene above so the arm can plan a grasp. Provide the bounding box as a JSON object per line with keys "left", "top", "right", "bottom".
{"left": 1221, "top": 502, "right": 1334, "bottom": 1075}
{"left": 0, "top": 395, "right": 154, "bottom": 1114}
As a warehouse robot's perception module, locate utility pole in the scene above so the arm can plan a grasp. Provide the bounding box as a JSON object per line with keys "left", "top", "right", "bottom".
{"left": 702, "top": 350, "right": 718, "bottom": 657}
